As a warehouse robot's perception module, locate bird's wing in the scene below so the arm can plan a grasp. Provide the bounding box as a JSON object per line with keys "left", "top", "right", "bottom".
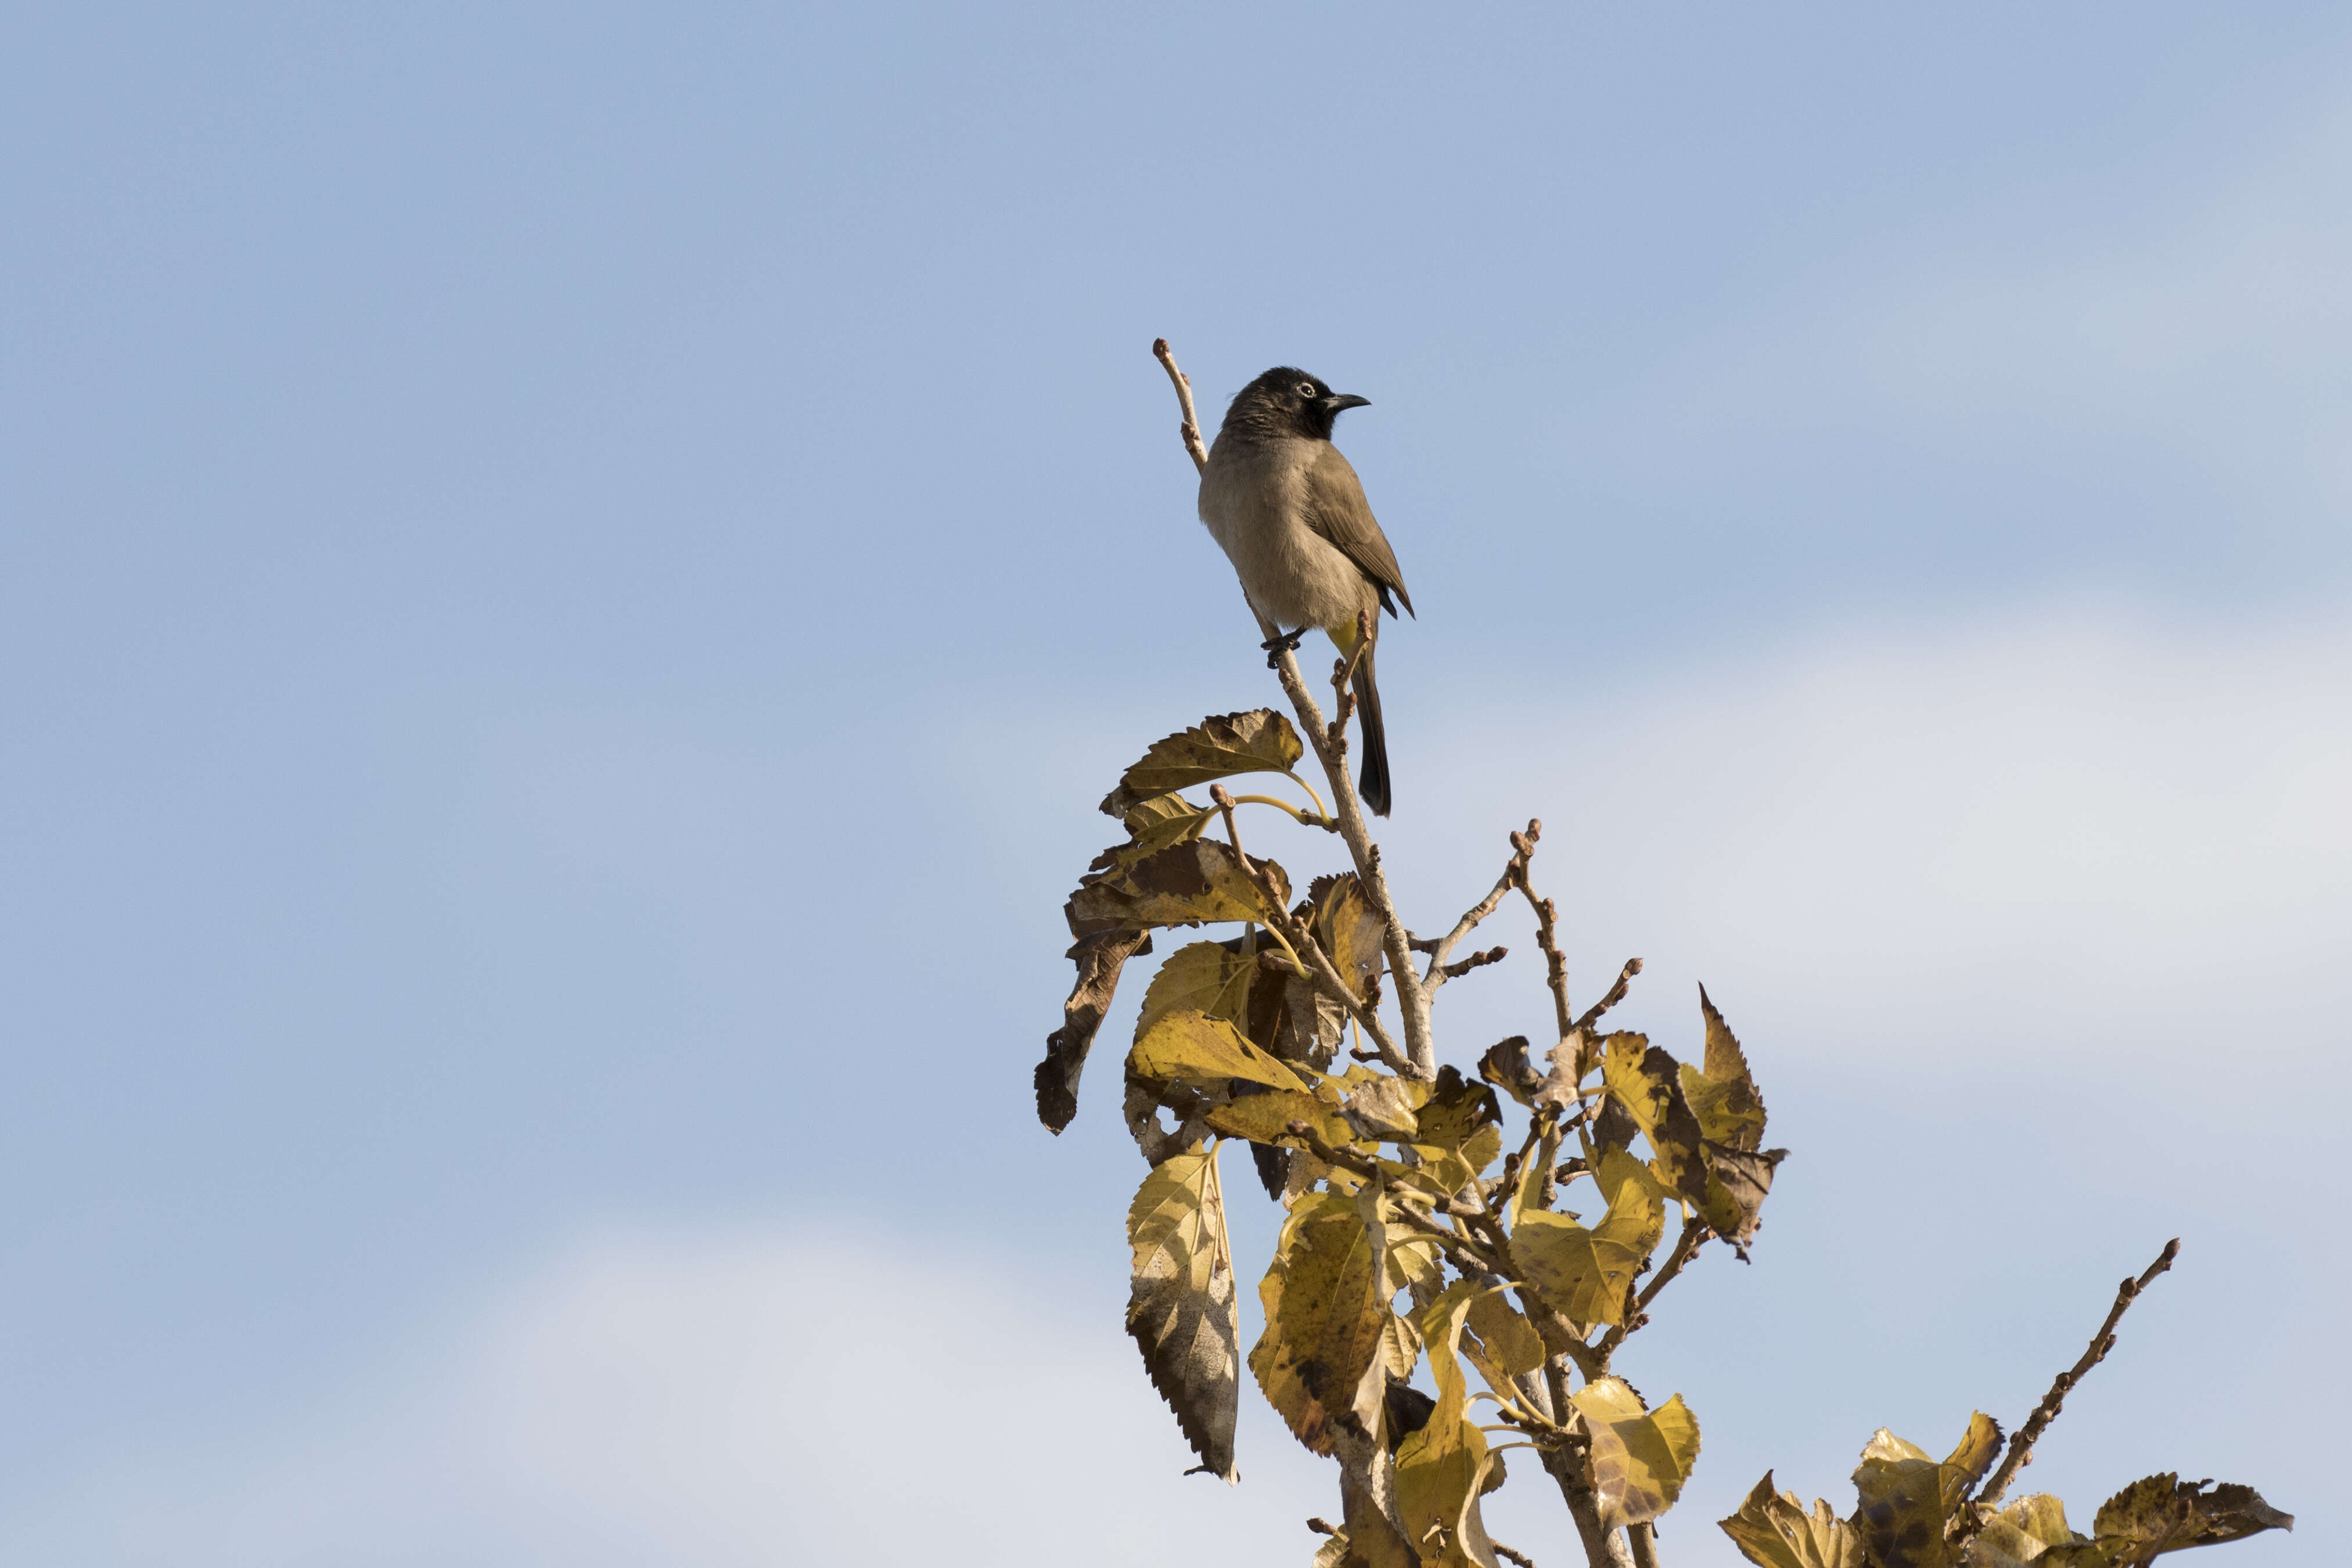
{"left": 1302, "top": 444, "right": 1414, "bottom": 617}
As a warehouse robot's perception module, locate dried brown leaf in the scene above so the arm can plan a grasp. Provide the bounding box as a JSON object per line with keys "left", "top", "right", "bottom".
{"left": 1034, "top": 926, "right": 1153, "bottom": 1133}
{"left": 1102, "top": 709, "right": 1306, "bottom": 817}
{"left": 1720, "top": 1473, "right": 1868, "bottom": 1568}
{"left": 1125, "top": 1145, "right": 1239, "bottom": 1480}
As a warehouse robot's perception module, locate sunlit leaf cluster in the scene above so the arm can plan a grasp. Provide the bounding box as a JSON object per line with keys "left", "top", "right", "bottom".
{"left": 1033, "top": 692, "right": 2289, "bottom": 1568}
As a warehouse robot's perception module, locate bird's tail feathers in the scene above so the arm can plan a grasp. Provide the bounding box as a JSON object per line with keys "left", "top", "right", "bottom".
{"left": 1351, "top": 645, "right": 1391, "bottom": 818}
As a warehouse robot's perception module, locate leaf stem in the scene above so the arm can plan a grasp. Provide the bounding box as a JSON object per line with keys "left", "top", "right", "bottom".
{"left": 1277, "top": 769, "right": 1332, "bottom": 825}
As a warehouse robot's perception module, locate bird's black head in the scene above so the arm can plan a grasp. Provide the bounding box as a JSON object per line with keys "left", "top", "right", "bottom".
{"left": 1221, "top": 366, "right": 1371, "bottom": 441}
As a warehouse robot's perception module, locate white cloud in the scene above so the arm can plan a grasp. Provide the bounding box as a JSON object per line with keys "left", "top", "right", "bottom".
{"left": 1, "top": 1226, "right": 1336, "bottom": 1568}
{"left": 1386, "top": 602, "right": 2352, "bottom": 1064}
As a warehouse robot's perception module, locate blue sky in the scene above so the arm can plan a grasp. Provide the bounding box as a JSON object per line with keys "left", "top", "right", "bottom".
{"left": 3, "top": 5, "right": 2346, "bottom": 1563}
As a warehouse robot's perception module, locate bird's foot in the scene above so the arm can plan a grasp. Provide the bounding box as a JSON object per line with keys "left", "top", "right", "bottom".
{"left": 1260, "top": 628, "right": 1307, "bottom": 668}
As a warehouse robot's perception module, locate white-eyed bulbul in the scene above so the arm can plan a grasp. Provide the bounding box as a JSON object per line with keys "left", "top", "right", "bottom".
{"left": 1197, "top": 366, "right": 1412, "bottom": 816}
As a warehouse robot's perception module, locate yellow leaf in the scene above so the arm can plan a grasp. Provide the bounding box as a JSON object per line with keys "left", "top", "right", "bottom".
{"left": 1852, "top": 1429, "right": 1959, "bottom": 1568}
{"left": 1131, "top": 1009, "right": 1310, "bottom": 1093}
{"left": 1966, "top": 1494, "right": 2081, "bottom": 1568}
{"left": 1135, "top": 940, "right": 1256, "bottom": 1040}
{"left": 1311, "top": 872, "right": 1386, "bottom": 997}
{"left": 1719, "top": 1472, "right": 1868, "bottom": 1568}
{"left": 1688, "top": 984, "right": 1768, "bottom": 1150}
{"left": 1250, "top": 1189, "right": 1393, "bottom": 1455}
{"left": 1569, "top": 1376, "right": 1702, "bottom": 1530}
{"left": 1102, "top": 709, "right": 1306, "bottom": 815}
{"left": 1599, "top": 1032, "right": 1710, "bottom": 1206}
{"left": 1943, "top": 1412, "right": 2003, "bottom": 1506}
{"left": 1117, "top": 790, "right": 1220, "bottom": 854}
{"left": 1509, "top": 1212, "right": 1642, "bottom": 1328}
{"left": 1201, "top": 1089, "right": 1350, "bottom": 1148}
{"left": 1125, "top": 1146, "right": 1239, "bottom": 1480}
{"left": 1464, "top": 1292, "right": 1547, "bottom": 1378}
{"left": 1394, "top": 1282, "right": 1507, "bottom": 1567}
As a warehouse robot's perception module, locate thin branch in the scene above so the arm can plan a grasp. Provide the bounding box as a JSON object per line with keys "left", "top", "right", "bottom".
{"left": 1153, "top": 337, "right": 1209, "bottom": 473}
{"left": 1210, "top": 784, "right": 1410, "bottom": 1074}
{"left": 1573, "top": 958, "right": 1643, "bottom": 1035}
{"left": 1592, "top": 1213, "right": 1709, "bottom": 1363}
{"left": 1440, "top": 945, "right": 1508, "bottom": 981}
{"left": 1975, "top": 1239, "right": 2181, "bottom": 1509}
{"left": 1626, "top": 1523, "right": 1661, "bottom": 1568}
{"left": 1509, "top": 822, "right": 1576, "bottom": 1048}
{"left": 1268, "top": 645, "right": 1436, "bottom": 1076}
{"left": 1327, "top": 610, "right": 1372, "bottom": 753}
{"left": 1493, "top": 1544, "right": 1540, "bottom": 1568}
{"left": 1423, "top": 821, "right": 1537, "bottom": 991}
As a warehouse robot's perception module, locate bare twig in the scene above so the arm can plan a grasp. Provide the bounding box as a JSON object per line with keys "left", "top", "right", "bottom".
{"left": 1210, "top": 785, "right": 1411, "bottom": 1074}
{"left": 1424, "top": 821, "right": 1537, "bottom": 992}
{"left": 1493, "top": 1544, "right": 1540, "bottom": 1568}
{"left": 1509, "top": 823, "right": 1576, "bottom": 1047}
{"left": 1593, "top": 1213, "right": 1710, "bottom": 1362}
{"left": 1440, "top": 945, "right": 1508, "bottom": 980}
{"left": 1153, "top": 337, "right": 1209, "bottom": 473}
{"left": 1627, "top": 1523, "right": 1661, "bottom": 1568}
{"left": 1975, "top": 1239, "right": 2181, "bottom": 1509}
{"left": 1573, "top": 958, "right": 1643, "bottom": 1035}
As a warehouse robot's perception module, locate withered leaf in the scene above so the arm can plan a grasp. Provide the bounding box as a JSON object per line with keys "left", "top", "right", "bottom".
{"left": 1690, "top": 984, "right": 1768, "bottom": 1150}
{"left": 1135, "top": 940, "right": 1256, "bottom": 1041}
{"left": 1102, "top": 709, "right": 1306, "bottom": 817}
{"left": 1851, "top": 1430, "right": 1959, "bottom": 1568}
{"left": 1311, "top": 872, "right": 1387, "bottom": 998}
{"left": 1719, "top": 1472, "right": 1868, "bottom": 1568}
{"left": 1600, "top": 1032, "right": 1710, "bottom": 1206}
{"left": 1131, "top": 1009, "right": 1311, "bottom": 1094}
{"left": 2090, "top": 1474, "right": 2293, "bottom": 1557}
{"left": 1125, "top": 1145, "right": 1239, "bottom": 1480}
{"left": 1411, "top": 1066, "right": 1504, "bottom": 1197}
{"left": 1699, "top": 1141, "right": 1790, "bottom": 1257}
{"left": 1965, "top": 1494, "right": 2079, "bottom": 1568}
{"left": 1034, "top": 926, "right": 1153, "bottom": 1133}
{"left": 1117, "top": 790, "right": 1220, "bottom": 855}
{"left": 1478, "top": 1036, "right": 1542, "bottom": 1106}
{"left": 1570, "top": 1376, "right": 1702, "bottom": 1531}
{"left": 1943, "top": 1412, "right": 2003, "bottom": 1505}
{"left": 1069, "top": 837, "right": 1291, "bottom": 934}
{"left": 1251, "top": 1188, "right": 1394, "bottom": 1456}
{"left": 1342, "top": 1075, "right": 1422, "bottom": 1143}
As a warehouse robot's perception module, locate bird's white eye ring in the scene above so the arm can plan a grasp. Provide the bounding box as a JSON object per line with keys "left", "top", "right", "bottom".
{"left": 1297, "top": 382, "right": 1318, "bottom": 399}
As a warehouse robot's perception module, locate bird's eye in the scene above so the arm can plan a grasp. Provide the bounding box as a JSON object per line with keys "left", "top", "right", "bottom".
{"left": 1297, "top": 382, "right": 1318, "bottom": 399}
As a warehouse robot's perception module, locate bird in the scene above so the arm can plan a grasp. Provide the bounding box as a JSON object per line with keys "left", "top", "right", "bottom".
{"left": 1197, "top": 366, "right": 1413, "bottom": 816}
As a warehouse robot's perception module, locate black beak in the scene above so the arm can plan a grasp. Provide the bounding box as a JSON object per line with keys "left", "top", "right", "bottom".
{"left": 1322, "top": 393, "right": 1371, "bottom": 414}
